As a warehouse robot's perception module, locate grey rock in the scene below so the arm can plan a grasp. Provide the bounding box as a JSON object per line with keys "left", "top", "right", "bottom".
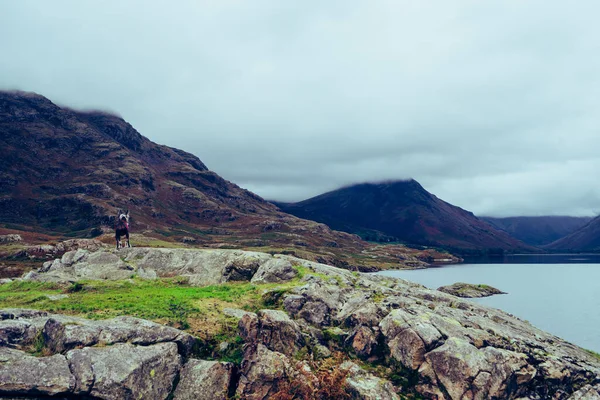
{"left": 341, "top": 361, "right": 400, "bottom": 400}
{"left": 8, "top": 245, "right": 600, "bottom": 399}
{"left": 0, "top": 234, "right": 22, "bottom": 243}
{"left": 380, "top": 309, "right": 443, "bottom": 370}
{"left": 239, "top": 312, "right": 260, "bottom": 342}
{"left": 251, "top": 258, "right": 298, "bottom": 283}
{"left": 223, "top": 308, "right": 256, "bottom": 320}
{"left": 236, "top": 344, "right": 294, "bottom": 400}
{"left": 283, "top": 294, "right": 306, "bottom": 314}
{"left": 0, "top": 347, "right": 75, "bottom": 396}
{"left": 0, "top": 309, "right": 49, "bottom": 320}
{"left": 256, "top": 309, "right": 305, "bottom": 356}
{"left": 43, "top": 317, "right": 102, "bottom": 353}
{"left": 43, "top": 316, "right": 196, "bottom": 356}
{"left": 67, "top": 342, "right": 181, "bottom": 400}
{"left": 239, "top": 309, "right": 305, "bottom": 357}
{"left": 173, "top": 359, "right": 234, "bottom": 400}
{"left": 438, "top": 282, "right": 506, "bottom": 298}
{"left": 25, "top": 247, "right": 275, "bottom": 286}
{"left": 423, "top": 337, "right": 535, "bottom": 400}
{"left": 0, "top": 319, "right": 38, "bottom": 347}
{"left": 45, "top": 294, "right": 69, "bottom": 301}
{"left": 348, "top": 326, "right": 378, "bottom": 358}
{"left": 569, "top": 384, "right": 600, "bottom": 400}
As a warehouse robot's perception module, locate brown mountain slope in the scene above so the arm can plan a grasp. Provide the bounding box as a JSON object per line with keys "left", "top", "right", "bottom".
{"left": 545, "top": 215, "right": 600, "bottom": 252}
{"left": 482, "top": 216, "right": 593, "bottom": 246}
{"left": 0, "top": 91, "right": 454, "bottom": 270}
{"left": 274, "top": 180, "right": 536, "bottom": 255}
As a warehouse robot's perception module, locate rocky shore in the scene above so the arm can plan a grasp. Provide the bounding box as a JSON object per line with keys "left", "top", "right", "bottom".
{"left": 0, "top": 247, "right": 598, "bottom": 399}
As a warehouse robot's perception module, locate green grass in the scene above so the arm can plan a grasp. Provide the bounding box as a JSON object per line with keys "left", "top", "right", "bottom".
{"left": 0, "top": 278, "right": 302, "bottom": 338}
{"left": 293, "top": 265, "right": 343, "bottom": 285}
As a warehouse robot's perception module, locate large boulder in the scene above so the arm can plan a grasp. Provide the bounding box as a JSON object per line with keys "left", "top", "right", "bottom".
{"left": 239, "top": 309, "right": 305, "bottom": 357}
{"left": 43, "top": 315, "right": 196, "bottom": 356}
{"left": 236, "top": 344, "right": 295, "bottom": 400}
{"left": 67, "top": 342, "right": 181, "bottom": 399}
{"left": 0, "top": 319, "right": 39, "bottom": 347}
{"left": 251, "top": 258, "right": 298, "bottom": 283}
{"left": 25, "top": 248, "right": 277, "bottom": 286}
{"left": 0, "top": 347, "right": 75, "bottom": 396}
{"left": 341, "top": 361, "right": 400, "bottom": 400}
{"left": 379, "top": 309, "right": 443, "bottom": 370}
{"left": 173, "top": 359, "right": 234, "bottom": 400}
{"left": 347, "top": 326, "right": 378, "bottom": 358}
{"left": 422, "top": 337, "right": 535, "bottom": 400}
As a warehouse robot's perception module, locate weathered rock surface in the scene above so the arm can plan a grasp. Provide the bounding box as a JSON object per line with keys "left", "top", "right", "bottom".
{"left": 43, "top": 315, "right": 197, "bottom": 356}
{"left": 173, "top": 359, "right": 234, "bottom": 400}
{"left": 236, "top": 343, "right": 299, "bottom": 399}
{"left": 0, "top": 347, "right": 75, "bottom": 396}
{"left": 568, "top": 384, "right": 600, "bottom": 399}
{"left": 239, "top": 309, "right": 306, "bottom": 357}
{"left": 25, "top": 247, "right": 279, "bottom": 286}
{"left": 0, "top": 309, "right": 195, "bottom": 400}
{"left": 341, "top": 361, "right": 400, "bottom": 400}
{"left": 67, "top": 342, "right": 181, "bottom": 399}
{"left": 437, "top": 282, "right": 506, "bottom": 298}
{"left": 5, "top": 247, "right": 600, "bottom": 399}
{"left": 251, "top": 258, "right": 298, "bottom": 283}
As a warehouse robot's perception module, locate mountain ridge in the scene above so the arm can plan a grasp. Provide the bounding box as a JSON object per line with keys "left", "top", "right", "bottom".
{"left": 545, "top": 215, "right": 600, "bottom": 251}
{"left": 273, "top": 180, "right": 536, "bottom": 254}
{"left": 482, "top": 215, "right": 594, "bottom": 246}
{"left": 0, "top": 90, "right": 454, "bottom": 270}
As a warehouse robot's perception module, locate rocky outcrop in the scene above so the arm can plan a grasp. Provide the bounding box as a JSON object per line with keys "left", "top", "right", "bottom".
{"left": 0, "top": 309, "right": 220, "bottom": 400}
{"left": 437, "top": 282, "right": 506, "bottom": 298}
{"left": 67, "top": 342, "right": 181, "bottom": 399}
{"left": 4, "top": 247, "right": 600, "bottom": 399}
{"left": 0, "top": 234, "right": 22, "bottom": 243}
{"left": 10, "top": 239, "right": 105, "bottom": 260}
{"left": 24, "top": 247, "right": 279, "bottom": 286}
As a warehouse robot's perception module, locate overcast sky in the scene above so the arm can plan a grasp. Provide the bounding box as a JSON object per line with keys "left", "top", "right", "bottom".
{"left": 1, "top": 1, "right": 599, "bottom": 217}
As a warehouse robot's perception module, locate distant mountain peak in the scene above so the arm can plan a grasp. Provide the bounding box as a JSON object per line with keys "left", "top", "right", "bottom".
{"left": 277, "top": 179, "right": 534, "bottom": 254}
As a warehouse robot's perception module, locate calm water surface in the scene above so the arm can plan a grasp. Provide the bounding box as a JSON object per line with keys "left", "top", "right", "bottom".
{"left": 378, "top": 263, "right": 600, "bottom": 353}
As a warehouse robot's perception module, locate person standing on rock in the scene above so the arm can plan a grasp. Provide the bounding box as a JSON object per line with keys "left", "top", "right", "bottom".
{"left": 115, "top": 211, "right": 131, "bottom": 249}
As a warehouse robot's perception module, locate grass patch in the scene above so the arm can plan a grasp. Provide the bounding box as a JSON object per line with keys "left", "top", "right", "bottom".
{"left": 293, "top": 265, "right": 345, "bottom": 286}
{"left": 0, "top": 278, "right": 302, "bottom": 341}
{"left": 0, "top": 277, "right": 305, "bottom": 363}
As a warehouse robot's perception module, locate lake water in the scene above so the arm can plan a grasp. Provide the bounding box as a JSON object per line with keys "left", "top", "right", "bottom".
{"left": 378, "top": 262, "right": 600, "bottom": 353}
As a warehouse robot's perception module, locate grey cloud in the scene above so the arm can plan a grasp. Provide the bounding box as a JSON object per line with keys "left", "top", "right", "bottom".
{"left": 1, "top": 0, "right": 599, "bottom": 217}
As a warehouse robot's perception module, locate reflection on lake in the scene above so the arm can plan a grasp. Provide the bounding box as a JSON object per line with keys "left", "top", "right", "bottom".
{"left": 378, "top": 262, "right": 600, "bottom": 353}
